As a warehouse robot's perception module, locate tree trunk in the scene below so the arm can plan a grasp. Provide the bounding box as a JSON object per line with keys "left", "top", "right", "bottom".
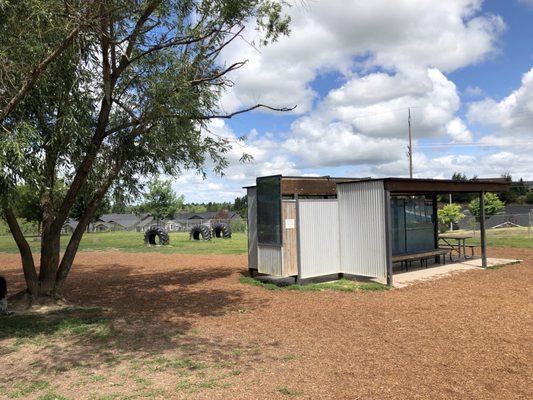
{"left": 38, "top": 229, "right": 61, "bottom": 296}
{"left": 2, "top": 206, "right": 39, "bottom": 295}
{"left": 56, "top": 160, "right": 122, "bottom": 290}
{"left": 38, "top": 176, "right": 62, "bottom": 297}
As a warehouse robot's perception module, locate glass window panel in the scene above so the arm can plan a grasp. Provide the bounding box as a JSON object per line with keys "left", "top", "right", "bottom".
{"left": 391, "top": 198, "right": 406, "bottom": 255}
{"left": 391, "top": 196, "right": 435, "bottom": 254}
{"left": 257, "top": 176, "right": 282, "bottom": 245}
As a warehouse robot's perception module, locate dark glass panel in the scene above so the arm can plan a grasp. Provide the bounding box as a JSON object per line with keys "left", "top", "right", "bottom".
{"left": 257, "top": 176, "right": 282, "bottom": 245}
{"left": 391, "top": 198, "right": 406, "bottom": 255}
{"left": 391, "top": 195, "right": 435, "bottom": 254}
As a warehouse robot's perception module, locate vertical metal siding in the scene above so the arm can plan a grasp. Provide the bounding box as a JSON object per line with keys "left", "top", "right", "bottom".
{"left": 297, "top": 199, "right": 340, "bottom": 279}
{"left": 338, "top": 181, "right": 388, "bottom": 278}
{"left": 258, "top": 245, "right": 283, "bottom": 276}
{"left": 247, "top": 187, "right": 258, "bottom": 269}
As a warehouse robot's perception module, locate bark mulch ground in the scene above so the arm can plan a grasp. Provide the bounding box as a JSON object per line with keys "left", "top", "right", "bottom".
{"left": 0, "top": 247, "right": 531, "bottom": 399}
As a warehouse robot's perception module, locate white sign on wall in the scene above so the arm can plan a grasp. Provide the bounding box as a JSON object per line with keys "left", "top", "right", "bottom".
{"left": 285, "top": 219, "right": 295, "bottom": 229}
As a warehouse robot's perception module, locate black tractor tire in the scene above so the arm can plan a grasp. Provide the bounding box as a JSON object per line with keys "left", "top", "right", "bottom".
{"left": 212, "top": 222, "right": 232, "bottom": 238}
{"left": 189, "top": 225, "right": 211, "bottom": 241}
{"left": 144, "top": 226, "right": 170, "bottom": 246}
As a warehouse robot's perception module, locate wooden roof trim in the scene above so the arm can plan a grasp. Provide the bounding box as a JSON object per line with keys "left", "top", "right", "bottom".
{"left": 384, "top": 180, "right": 509, "bottom": 193}
{"left": 338, "top": 178, "right": 509, "bottom": 193}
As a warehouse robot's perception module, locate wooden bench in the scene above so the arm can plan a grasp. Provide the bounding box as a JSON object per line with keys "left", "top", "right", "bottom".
{"left": 392, "top": 249, "right": 452, "bottom": 271}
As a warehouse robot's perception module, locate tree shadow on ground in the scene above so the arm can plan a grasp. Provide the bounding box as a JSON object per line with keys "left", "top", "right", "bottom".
{"left": 63, "top": 264, "right": 255, "bottom": 316}
{"left": 0, "top": 263, "right": 270, "bottom": 382}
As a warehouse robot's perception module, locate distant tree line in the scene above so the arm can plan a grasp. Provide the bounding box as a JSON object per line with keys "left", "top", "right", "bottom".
{"left": 445, "top": 172, "right": 533, "bottom": 205}
{"left": 6, "top": 177, "right": 248, "bottom": 236}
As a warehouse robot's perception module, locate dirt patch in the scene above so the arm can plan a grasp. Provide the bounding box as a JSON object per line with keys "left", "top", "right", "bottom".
{"left": 0, "top": 247, "right": 532, "bottom": 399}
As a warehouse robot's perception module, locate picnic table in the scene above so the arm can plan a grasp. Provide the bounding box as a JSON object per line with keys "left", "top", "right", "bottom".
{"left": 439, "top": 234, "right": 474, "bottom": 260}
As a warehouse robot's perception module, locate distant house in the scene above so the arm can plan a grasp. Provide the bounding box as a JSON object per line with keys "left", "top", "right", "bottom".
{"left": 61, "top": 218, "right": 79, "bottom": 234}
{"left": 92, "top": 221, "right": 112, "bottom": 232}
{"left": 66, "top": 210, "right": 243, "bottom": 233}
{"left": 135, "top": 214, "right": 155, "bottom": 232}
{"left": 96, "top": 213, "right": 142, "bottom": 231}
{"left": 161, "top": 210, "right": 242, "bottom": 232}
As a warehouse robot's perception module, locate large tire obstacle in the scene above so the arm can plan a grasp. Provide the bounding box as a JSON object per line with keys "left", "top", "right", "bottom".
{"left": 144, "top": 226, "right": 170, "bottom": 246}
{"left": 189, "top": 225, "right": 211, "bottom": 241}
{"left": 212, "top": 222, "right": 232, "bottom": 238}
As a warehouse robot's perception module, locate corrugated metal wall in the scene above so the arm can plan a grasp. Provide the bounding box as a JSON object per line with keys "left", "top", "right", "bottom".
{"left": 258, "top": 245, "right": 283, "bottom": 276}
{"left": 247, "top": 187, "right": 258, "bottom": 269}
{"left": 338, "top": 181, "right": 388, "bottom": 278}
{"left": 297, "top": 199, "right": 340, "bottom": 279}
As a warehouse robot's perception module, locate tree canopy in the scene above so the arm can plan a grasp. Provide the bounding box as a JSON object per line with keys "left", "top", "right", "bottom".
{"left": 468, "top": 193, "right": 505, "bottom": 220}
{"left": 437, "top": 203, "right": 464, "bottom": 232}
{"left": 138, "top": 179, "right": 184, "bottom": 220}
{"left": 0, "top": 0, "right": 292, "bottom": 299}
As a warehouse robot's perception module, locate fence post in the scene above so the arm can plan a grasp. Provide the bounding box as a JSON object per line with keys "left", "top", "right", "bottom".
{"left": 479, "top": 192, "right": 487, "bottom": 269}
{"left": 527, "top": 208, "right": 533, "bottom": 240}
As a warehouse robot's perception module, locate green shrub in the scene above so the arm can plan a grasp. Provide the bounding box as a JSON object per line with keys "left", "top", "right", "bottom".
{"left": 525, "top": 191, "right": 533, "bottom": 205}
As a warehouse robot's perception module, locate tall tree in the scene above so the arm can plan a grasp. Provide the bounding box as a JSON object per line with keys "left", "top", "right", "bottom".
{"left": 0, "top": 0, "right": 292, "bottom": 301}
{"left": 498, "top": 174, "right": 528, "bottom": 204}
{"left": 468, "top": 193, "right": 505, "bottom": 221}
{"left": 449, "top": 172, "right": 476, "bottom": 203}
{"left": 234, "top": 195, "right": 248, "bottom": 218}
{"left": 139, "top": 179, "right": 184, "bottom": 220}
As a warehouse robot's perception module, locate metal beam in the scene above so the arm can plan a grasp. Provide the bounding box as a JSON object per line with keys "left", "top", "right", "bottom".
{"left": 432, "top": 194, "right": 439, "bottom": 263}
{"left": 384, "top": 190, "right": 393, "bottom": 286}
{"left": 479, "top": 191, "right": 487, "bottom": 268}
{"left": 295, "top": 194, "right": 302, "bottom": 282}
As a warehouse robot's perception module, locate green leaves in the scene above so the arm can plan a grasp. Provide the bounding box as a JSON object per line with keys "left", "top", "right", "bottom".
{"left": 468, "top": 193, "right": 505, "bottom": 219}
{"left": 138, "top": 179, "right": 185, "bottom": 220}
{"left": 438, "top": 203, "right": 465, "bottom": 227}
{"left": 1, "top": 0, "right": 292, "bottom": 293}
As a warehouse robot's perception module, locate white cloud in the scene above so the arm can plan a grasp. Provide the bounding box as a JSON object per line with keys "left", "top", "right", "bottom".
{"left": 446, "top": 117, "right": 474, "bottom": 142}
{"left": 465, "top": 85, "right": 484, "bottom": 97}
{"left": 316, "top": 68, "right": 459, "bottom": 138}
{"left": 167, "top": 2, "right": 533, "bottom": 202}
{"left": 220, "top": 0, "right": 504, "bottom": 113}
{"left": 518, "top": 0, "right": 533, "bottom": 7}
{"left": 468, "top": 67, "right": 533, "bottom": 134}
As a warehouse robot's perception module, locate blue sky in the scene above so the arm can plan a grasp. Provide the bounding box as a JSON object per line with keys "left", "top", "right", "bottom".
{"left": 174, "top": 0, "right": 533, "bottom": 202}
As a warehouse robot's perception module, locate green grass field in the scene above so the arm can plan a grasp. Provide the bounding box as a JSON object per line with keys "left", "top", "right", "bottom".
{"left": 454, "top": 227, "right": 533, "bottom": 249}
{"left": 0, "top": 226, "right": 531, "bottom": 255}
{"left": 0, "top": 231, "right": 248, "bottom": 254}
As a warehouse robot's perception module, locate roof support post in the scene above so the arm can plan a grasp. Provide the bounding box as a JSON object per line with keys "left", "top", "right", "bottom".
{"left": 432, "top": 193, "right": 439, "bottom": 264}
{"left": 295, "top": 194, "right": 302, "bottom": 282}
{"left": 432, "top": 193, "right": 438, "bottom": 248}
{"left": 479, "top": 191, "right": 488, "bottom": 268}
{"left": 384, "top": 189, "right": 393, "bottom": 286}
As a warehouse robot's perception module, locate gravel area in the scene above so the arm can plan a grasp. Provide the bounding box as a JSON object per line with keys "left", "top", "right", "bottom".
{"left": 0, "top": 247, "right": 531, "bottom": 399}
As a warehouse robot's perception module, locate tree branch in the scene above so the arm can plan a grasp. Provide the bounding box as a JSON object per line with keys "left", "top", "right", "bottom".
{"left": 105, "top": 104, "right": 297, "bottom": 135}
{"left": 195, "top": 104, "right": 297, "bottom": 119}
{"left": 113, "top": 0, "right": 162, "bottom": 78}
{"left": 205, "top": 26, "right": 245, "bottom": 59}
{"left": 124, "top": 28, "right": 218, "bottom": 66}
{"left": 0, "top": 26, "right": 81, "bottom": 126}
{"left": 190, "top": 61, "right": 247, "bottom": 86}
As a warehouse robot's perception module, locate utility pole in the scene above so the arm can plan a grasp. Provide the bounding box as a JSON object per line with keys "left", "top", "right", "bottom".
{"left": 408, "top": 107, "right": 413, "bottom": 178}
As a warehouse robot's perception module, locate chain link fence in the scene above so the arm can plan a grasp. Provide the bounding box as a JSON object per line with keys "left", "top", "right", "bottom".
{"left": 449, "top": 212, "right": 533, "bottom": 239}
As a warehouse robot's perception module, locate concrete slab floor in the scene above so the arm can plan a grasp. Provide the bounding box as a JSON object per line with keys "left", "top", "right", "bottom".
{"left": 376, "top": 257, "right": 521, "bottom": 288}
